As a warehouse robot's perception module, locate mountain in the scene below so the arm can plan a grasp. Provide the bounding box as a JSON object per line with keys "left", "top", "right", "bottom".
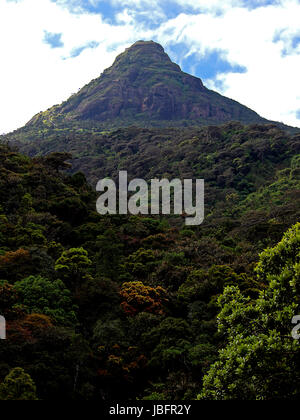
{"left": 2, "top": 40, "right": 298, "bottom": 183}
{"left": 0, "top": 41, "right": 300, "bottom": 402}
{"left": 26, "top": 40, "right": 269, "bottom": 129}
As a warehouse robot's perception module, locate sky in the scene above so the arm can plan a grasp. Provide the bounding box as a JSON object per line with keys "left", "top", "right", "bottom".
{"left": 0, "top": 0, "right": 300, "bottom": 133}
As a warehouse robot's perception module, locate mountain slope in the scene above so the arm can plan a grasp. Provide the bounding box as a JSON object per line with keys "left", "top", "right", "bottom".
{"left": 26, "top": 40, "right": 268, "bottom": 129}
{"left": 0, "top": 138, "right": 299, "bottom": 400}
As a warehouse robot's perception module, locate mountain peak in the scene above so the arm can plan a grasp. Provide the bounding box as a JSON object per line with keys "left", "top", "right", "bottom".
{"left": 124, "top": 40, "right": 169, "bottom": 57}
{"left": 128, "top": 40, "right": 165, "bottom": 50}
{"left": 27, "top": 41, "right": 267, "bottom": 129}
{"left": 107, "top": 40, "right": 181, "bottom": 74}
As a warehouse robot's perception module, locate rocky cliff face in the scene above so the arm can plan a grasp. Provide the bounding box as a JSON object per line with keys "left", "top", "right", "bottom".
{"left": 27, "top": 40, "right": 267, "bottom": 128}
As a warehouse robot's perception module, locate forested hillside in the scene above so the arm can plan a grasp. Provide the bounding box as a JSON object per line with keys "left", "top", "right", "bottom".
{"left": 5, "top": 122, "right": 300, "bottom": 187}
{"left": 0, "top": 120, "right": 299, "bottom": 399}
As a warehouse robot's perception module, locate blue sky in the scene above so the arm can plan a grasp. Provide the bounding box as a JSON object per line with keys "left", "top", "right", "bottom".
{"left": 44, "top": 31, "right": 64, "bottom": 48}
{"left": 0, "top": 0, "right": 299, "bottom": 133}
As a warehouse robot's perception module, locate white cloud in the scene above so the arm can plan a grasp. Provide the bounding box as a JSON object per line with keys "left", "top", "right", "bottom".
{"left": 0, "top": 0, "right": 141, "bottom": 133}
{"left": 157, "top": 1, "right": 300, "bottom": 127}
{"left": 0, "top": 0, "right": 299, "bottom": 133}
{"left": 173, "top": 0, "right": 241, "bottom": 12}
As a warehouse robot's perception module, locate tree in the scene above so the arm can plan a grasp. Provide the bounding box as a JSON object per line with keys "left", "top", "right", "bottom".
{"left": 199, "top": 223, "right": 300, "bottom": 400}
{"left": 55, "top": 248, "right": 92, "bottom": 290}
{"left": 123, "top": 248, "right": 157, "bottom": 279}
{"left": 120, "top": 281, "right": 168, "bottom": 316}
{"left": 96, "top": 229, "right": 124, "bottom": 280}
{"left": 14, "top": 275, "right": 78, "bottom": 326}
{"left": 44, "top": 152, "right": 72, "bottom": 172}
{"left": 178, "top": 265, "right": 258, "bottom": 305}
{"left": 0, "top": 368, "right": 38, "bottom": 400}
{"left": 20, "top": 193, "right": 34, "bottom": 215}
{"left": 0, "top": 249, "right": 31, "bottom": 282}
{"left": 0, "top": 281, "right": 20, "bottom": 318}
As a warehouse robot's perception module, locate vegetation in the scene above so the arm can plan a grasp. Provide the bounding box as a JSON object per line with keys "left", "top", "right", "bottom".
{"left": 0, "top": 37, "right": 299, "bottom": 401}
{"left": 0, "top": 118, "right": 299, "bottom": 399}
{"left": 0, "top": 367, "right": 38, "bottom": 400}
{"left": 199, "top": 223, "right": 300, "bottom": 400}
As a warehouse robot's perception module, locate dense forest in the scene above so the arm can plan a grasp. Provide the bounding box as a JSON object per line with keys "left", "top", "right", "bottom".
{"left": 0, "top": 119, "right": 299, "bottom": 399}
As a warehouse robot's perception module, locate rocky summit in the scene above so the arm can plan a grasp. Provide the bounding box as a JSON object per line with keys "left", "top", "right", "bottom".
{"left": 26, "top": 40, "right": 268, "bottom": 129}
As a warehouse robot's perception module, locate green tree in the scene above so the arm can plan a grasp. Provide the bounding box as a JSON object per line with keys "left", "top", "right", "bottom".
{"left": 199, "top": 223, "right": 300, "bottom": 400}
{"left": 0, "top": 368, "right": 38, "bottom": 400}
{"left": 20, "top": 193, "right": 34, "bottom": 215}
{"left": 55, "top": 248, "right": 92, "bottom": 290}
{"left": 14, "top": 275, "right": 78, "bottom": 326}
{"left": 142, "top": 317, "right": 193, "bottom": 371}
{"left": 96, "top": 229, "right": 124, "bottom": 280}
